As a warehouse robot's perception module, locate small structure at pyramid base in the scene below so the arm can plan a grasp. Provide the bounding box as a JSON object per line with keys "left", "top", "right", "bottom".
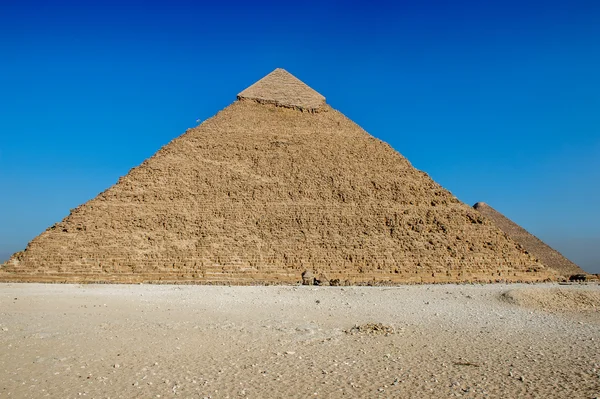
{"left": 473, "top": 202, "right": 585, "bottom": 277}
{"left": 0, "top": 69, "right": 558, "bottom": 285}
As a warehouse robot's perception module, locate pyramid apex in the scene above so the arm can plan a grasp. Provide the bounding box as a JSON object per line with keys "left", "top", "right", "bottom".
{"left": 473, "top": 202, "right": 489, "bottom": 209}
{"left": 237, "top": 68, "right": 326, "bottom": 111}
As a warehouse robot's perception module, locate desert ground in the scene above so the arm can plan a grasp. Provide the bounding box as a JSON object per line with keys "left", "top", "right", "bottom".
{"left": 0, "top": 283, "right": 598, "bottom": 399}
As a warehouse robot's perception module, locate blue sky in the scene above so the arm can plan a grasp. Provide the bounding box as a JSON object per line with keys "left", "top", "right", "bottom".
{"left": 1, "top": 0, "right": 599, "bottom": 273}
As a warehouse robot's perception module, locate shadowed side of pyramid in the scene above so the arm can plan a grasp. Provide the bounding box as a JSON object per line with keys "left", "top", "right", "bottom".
{"left": 237, "top": 68, "right": 326, "bottom": 112}
{"left": 473, "top": 202, "right": 584, "bottom": 276}
{"left": 0, "top": 69, "right": 558, "bottom": 284}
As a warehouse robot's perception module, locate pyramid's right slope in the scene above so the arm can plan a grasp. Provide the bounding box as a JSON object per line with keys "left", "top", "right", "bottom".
{"left": 1, "top": 69, "right": 556, "bottom": 284}
{"left": 473, "top": 202, "right": 584, "bottom": 276}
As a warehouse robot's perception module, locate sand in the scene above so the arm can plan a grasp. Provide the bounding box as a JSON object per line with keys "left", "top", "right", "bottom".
{"left": 0, "top": 283, "right": 598, "bottom": 398}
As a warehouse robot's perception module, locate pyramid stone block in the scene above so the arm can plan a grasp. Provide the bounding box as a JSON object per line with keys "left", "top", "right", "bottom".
{"left": 0, "top": 69, "right": 557, "bottom": 284}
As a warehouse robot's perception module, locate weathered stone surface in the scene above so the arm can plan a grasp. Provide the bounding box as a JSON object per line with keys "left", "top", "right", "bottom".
{"left": 473, "top": 202, "right": 584, "bottom": 276}
{"left": 0, "top": 69, "right": 557, "bottom": 284}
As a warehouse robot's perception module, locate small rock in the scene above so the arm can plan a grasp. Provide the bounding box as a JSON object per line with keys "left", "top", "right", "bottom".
{"left": 114, "top": 364, "right": 120, "bottom": 368}
{"left": 302, "top": 270, "right": 315, "bottom": 285}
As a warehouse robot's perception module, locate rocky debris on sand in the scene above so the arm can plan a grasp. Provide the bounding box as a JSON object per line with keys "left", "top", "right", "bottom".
{"left": 569, "top": 274, "right": 587, "bottom": 282}
{"left": 345, "top": 323, "right": 395, "bottom": 336}
{"left": 501, "top": 288, "right": 600, "bottom": 313}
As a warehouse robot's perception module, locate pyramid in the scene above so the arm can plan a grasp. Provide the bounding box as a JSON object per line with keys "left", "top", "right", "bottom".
{"left": 0, "top": 68, "right": 557, "bottom": 284}
{"left": 473, "top": 202, "right": 584, "bottom": 276}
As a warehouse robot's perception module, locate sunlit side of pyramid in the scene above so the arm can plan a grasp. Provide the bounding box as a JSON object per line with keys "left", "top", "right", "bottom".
{"left": 473, "top": 202, "right": 584, "bottom": 276}
{"left": 0, "top": 69, "right": 557, "bottom": 284}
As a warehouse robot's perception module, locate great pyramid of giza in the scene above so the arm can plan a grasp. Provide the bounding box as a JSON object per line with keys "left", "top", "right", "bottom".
{"left": 0, "top": 68, "right": 557, "bottom": 284}
{"left": 473, "top": 202, "right": 584, "bottom": 276}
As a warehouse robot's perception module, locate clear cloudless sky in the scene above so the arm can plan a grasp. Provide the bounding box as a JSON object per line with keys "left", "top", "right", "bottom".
{"left": 1, "top": 0, "right": 599, "bottom": 272}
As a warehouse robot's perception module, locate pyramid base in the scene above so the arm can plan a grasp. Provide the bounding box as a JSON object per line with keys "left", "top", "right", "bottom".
{"left": 0, "top": 270, "right": 557, "bottom": 285}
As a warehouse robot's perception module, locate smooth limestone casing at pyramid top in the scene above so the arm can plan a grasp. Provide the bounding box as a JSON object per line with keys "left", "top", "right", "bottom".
{"left": 0, "top": 68, "right": 557, "bottom": 284}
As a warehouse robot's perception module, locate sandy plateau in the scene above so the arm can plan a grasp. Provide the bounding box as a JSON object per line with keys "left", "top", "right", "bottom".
{"left": 0, "top": 283, "right": 599, "bottom": 399}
